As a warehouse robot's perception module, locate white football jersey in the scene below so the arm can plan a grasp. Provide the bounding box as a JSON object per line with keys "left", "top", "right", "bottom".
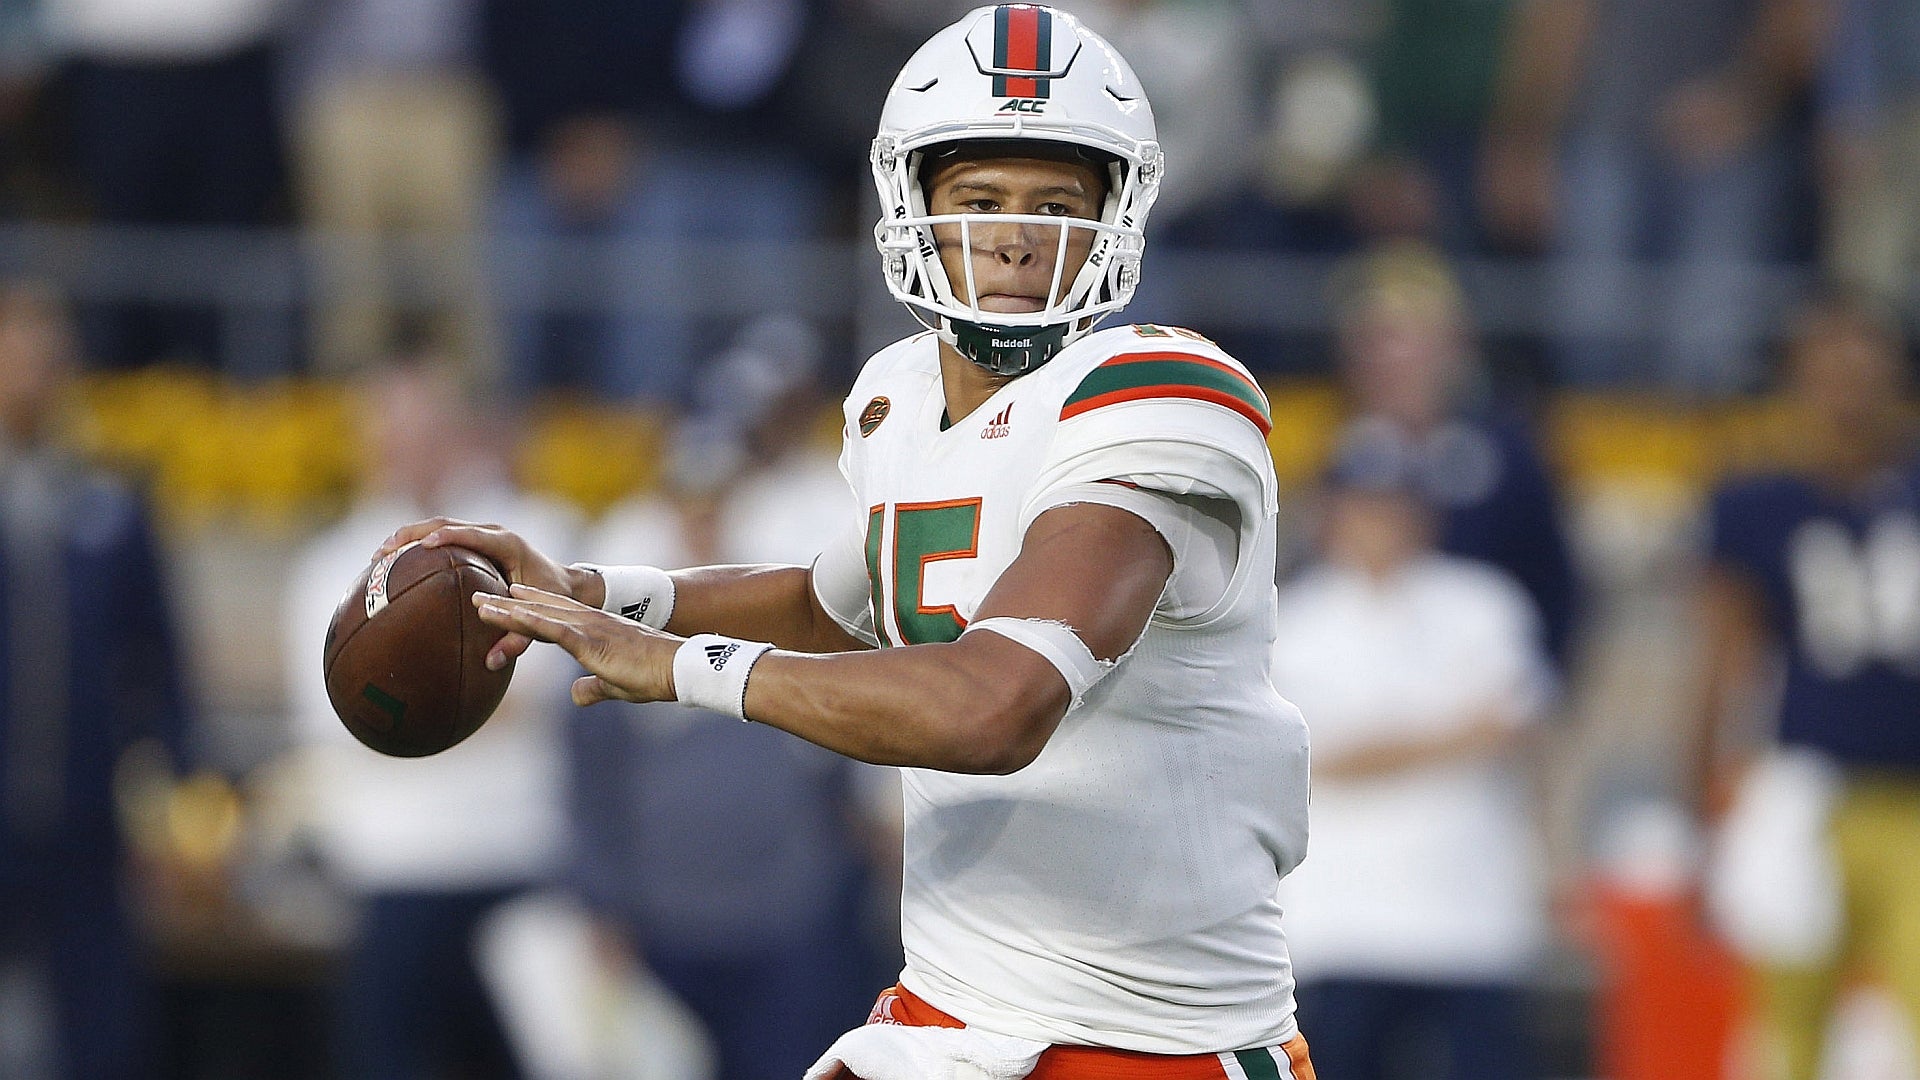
{"left": 824, "top": 324, "right": 1310, "bottom": 1054}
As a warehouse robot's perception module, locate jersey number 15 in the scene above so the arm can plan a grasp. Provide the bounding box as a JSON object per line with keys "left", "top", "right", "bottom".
{"left": 866, "top": 499, "right": 983, "bottom": 647}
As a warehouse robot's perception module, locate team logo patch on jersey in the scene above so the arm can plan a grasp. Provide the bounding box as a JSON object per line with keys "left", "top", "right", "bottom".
{"left": 859, "top": 396, "right": 891, "bottom": 437}
{"left": 981, "top": 402, "right": 1013, "bottom": 439}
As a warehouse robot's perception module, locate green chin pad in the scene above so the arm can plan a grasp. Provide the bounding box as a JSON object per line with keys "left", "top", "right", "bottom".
{"left": 951, "top": 320, "right": 1070, "bottom": 377}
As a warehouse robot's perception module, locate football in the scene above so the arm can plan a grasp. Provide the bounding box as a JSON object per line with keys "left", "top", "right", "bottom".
{"left": 323, "top": 541, "right": 515, "bottom": 757}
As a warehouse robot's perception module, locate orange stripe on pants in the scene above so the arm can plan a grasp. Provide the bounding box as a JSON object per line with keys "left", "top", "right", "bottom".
{"left": 1279, "top": 1035, "right": 1317, "bottom": 1080}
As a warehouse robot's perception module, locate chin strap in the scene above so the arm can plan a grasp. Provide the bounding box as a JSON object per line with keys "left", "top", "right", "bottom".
{"left": 947, "top": 319, "right": 1071, "bottom": 377}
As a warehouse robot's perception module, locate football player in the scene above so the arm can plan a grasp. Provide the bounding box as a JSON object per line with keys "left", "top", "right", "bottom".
{"left": 1696, "top": 291, "right": 1920, "bottom": 1080}
{"left": 379, "top": 7, "right": 1314, "bottom": 1078}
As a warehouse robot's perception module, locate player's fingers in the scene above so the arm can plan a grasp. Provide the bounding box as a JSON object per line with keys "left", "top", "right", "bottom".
{"left": 572, "top": 674, "right": 627, "bottom": 706}
{"left": 479, "top": 594, "right": 662, "bottom": 694}
{"left": 475, "top": 596, "right": 571, "bottom": 645}
{"left": 507, "top": 582, "right": 585, "bottom": 608}
{"left": 502, "top": 601, "right": 607, "bottom": 664}
{"left": 374, "top": 517, "right": 462, "bottom": 558}
{"left": 486, "top": 631, "right": 534, "bottom": 671}
{"left": 474, "top": 591, "right": 586, "bottom": 628}
{"left": 417, "top": 522, "right": 520, "bottom": 568}
{"left": 572, "top": 673, "right": 655, "bottom": 706}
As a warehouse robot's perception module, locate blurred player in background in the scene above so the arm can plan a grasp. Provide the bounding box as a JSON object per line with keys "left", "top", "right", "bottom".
{"left": 285, "top": 343, "right": 579, "bottom": 1080}
{"left": 380, "top": 6, "right": 1316, "bottom": 1079}
{"left": 1272, "top": 422, "right": 1553, "bottom": 1080}
{"left": 1695, "top": 291, "right": 1920, "bottom": 1080}
{"left": 0, "top": 280, "right": 192, "bottom": 1080}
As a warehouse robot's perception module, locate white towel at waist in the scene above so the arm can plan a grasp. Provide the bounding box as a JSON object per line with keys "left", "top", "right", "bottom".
{"left": 803, "top": 1022, "right": 1048, "bottom": 1080}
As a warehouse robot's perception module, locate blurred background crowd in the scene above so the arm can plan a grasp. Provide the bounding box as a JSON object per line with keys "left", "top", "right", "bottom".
{"left": 0, "top": 0, "right": 1917, "bottom": 1078}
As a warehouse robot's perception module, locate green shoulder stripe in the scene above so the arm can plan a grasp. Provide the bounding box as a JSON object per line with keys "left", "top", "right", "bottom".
{"left": 1061, "top": 351, "right": 1271, "bottom": 435}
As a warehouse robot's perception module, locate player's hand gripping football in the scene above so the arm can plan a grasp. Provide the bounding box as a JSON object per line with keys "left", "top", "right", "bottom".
{"left": 374, "top": 517, "right": 607, "bottom": 671}
{"left": 472, "top": 584, "right": 681, "bottom": 706}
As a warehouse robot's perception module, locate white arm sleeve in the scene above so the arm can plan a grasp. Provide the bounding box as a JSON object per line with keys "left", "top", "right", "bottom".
{"left": 810, "top": 519, "right": 880, "bottom": 647}
{"left": 1029, "top": 481, "right": 1238, "bottom": 622}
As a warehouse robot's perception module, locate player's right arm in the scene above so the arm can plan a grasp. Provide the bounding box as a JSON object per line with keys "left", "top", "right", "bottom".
{"left": 472, "top": 499, "right": 1173, "bottom": 774}
{"left": 374, "top": 518, "right": 867, "bottom": 662}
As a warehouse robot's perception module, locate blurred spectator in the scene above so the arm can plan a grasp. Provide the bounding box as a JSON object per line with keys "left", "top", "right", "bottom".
{"left": 1068, "top": 0, "right": 1262, "bottom": 223}
{"left": 782, "top": 0, "right": 949, "bottom": 198}
{"left": 0, "top": 281, "right": 192, "bottom": 1079}
{"left": 1819, "top": 0, "right": 1920, "bottom": 324}
{"left": 1146, "top": 50, "right": 1370, "bottom": 373}
{"left": 1272, "top": 421, "right": 1555, "bottom": 1080}
{"left": 284, "top": 345, "right": 579, "bottom": 1080}
{"left": 488, "top": 0, "right": 828, "bottom": 405}
{"left": 570, "top": 315, "right": 895, "bottom": 1080}
{"left": 1484, "top": 0, "right": 1826, "bottom": 395}
{"left": 43, "top": 0, "right": 290, "bottom": 369}
{"left": 1693, "top": 291, "right": 1920, "bottom": 1080}
{"left": 0, "top": 0, "right": 62, "bottom": 216}
{"left": 1334, "top": 241, "right": 1581, "bottom": 671}
{"left": 1346, "top": 0, "right": 1519, "bottom": 252}
{"left": 0, "top": 0, "right": 46, "bottom": 83}
{"left": 286, "top": 0, "right": 500, "bottom": 381}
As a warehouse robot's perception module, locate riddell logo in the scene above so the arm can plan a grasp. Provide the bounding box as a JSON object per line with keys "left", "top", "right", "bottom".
{"left": 705, "top": 642, "right": 740, "bottom": 670}
{"left": 992, "top": 337, "right": 1032, "bottom": 349}
{"left": 981, "top": 402, "right": 1013, "bottom": 439}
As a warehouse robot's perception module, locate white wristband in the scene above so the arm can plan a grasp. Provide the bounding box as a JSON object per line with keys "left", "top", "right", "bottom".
{"left": 672, "top": 634, "right": 774, "bottom": 720}
{"left": 574, "top": 563, "right": 675, "bottom": 629}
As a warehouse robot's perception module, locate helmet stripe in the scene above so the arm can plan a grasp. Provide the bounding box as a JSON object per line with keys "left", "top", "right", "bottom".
{"left": 991, "top": 5, "right": 1050, "bottom": 98}
{"left": 1034, "top": 7, "right": 1052, "bottom": 96}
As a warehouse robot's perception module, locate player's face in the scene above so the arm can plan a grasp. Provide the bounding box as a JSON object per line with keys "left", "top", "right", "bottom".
{"left": 0, "top": 287, "right": 76, "bottom": 443}
{"left": 1789, "top": 310, "right": 1906, "bottom": 439}
{"left": 1340, "top": 304, "right": 1468, "bottom": 428}
{"left": 1322, "top": 488, "right": 1433, "bottom": 576}
{"left": 923, "top": 154, "right": 1106, "bottom": 315}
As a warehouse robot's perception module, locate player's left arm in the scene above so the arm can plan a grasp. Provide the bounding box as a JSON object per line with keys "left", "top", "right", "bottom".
{"left": 476, "top": 501, "right": 1171, "bottom": 774}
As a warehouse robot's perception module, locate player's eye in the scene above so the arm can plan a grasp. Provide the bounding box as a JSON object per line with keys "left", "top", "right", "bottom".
{"left": 1037, "top": 202, "right": 1074, "bottom": 216}
{"left": 961, "top": 198, "right": 1001, "bottom": 212}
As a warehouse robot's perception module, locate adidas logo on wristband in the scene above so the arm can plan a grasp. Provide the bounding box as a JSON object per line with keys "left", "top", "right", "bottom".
{"left": 674, "top": 634, "right": 773, "bottom": 721}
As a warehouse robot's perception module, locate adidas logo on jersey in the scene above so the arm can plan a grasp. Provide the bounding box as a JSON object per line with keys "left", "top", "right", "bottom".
{"left": 704, "top": 642, "right": 740, "bottom": 670}
{"left": 981, "top": 402, "right": 1013, "bottom": 440}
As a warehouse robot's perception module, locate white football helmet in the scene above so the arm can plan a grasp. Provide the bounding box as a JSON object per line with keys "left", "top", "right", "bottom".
{"left": 871, "top": 4, "right": 1162, "bottom": 376}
